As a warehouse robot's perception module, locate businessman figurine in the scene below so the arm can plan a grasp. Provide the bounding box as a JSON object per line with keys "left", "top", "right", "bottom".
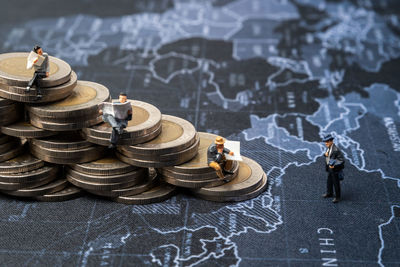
{"left": 322, "top": 134, "right": 345, "bottom": 203}
{"left": 99, "top": 93, "right": 132, "bottom": 149}
{"left": 26, "top": 45, "right": 49, "bottom": 100}
{"left": 207, "top": 136, "right": 234, "bottom": 181}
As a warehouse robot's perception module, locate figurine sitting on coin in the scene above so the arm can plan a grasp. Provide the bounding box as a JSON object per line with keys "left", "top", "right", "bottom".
{"left": 207, "top": 136, "right": 234, "bottom": 181}
{"left": 99, "top": 93, "right": 132, "bottom": 149}
{"left": 26, "top": 45, "right": 50, "bottom": 100}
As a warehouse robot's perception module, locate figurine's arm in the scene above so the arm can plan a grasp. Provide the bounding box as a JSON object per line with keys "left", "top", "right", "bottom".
{"left": 45, "top": 55, "right": 50, "bottom": 76}
{"left": 126, "top": 106, "right": 132, "bottom": 121}
{"left": 223, "top": 147, "right": 234, "bottom": 156}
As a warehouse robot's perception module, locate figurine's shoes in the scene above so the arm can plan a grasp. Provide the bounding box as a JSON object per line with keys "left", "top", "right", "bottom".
{"left": 108, "top": 144, "right": 116, "bottom": 149}
{"left": 35, "top": 94, "right": 42, "bottom": 101}
{"left": 322, "top": 193, "right": 333, "bottom": 198}
{"left": 25, "top": 86, "right": 31, "bottom": 92}
{"left": 223, "top": 169, "right": 234, "bottom": 175}
{"left": 332, "top": 198, "right": 340, "bottom": 203}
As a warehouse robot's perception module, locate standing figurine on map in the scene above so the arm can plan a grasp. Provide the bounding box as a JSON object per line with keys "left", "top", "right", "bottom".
{"left": 207, "top": 136, "right": 235, "bottom": 181}
{"left": 322, "top": 134, "right": 345, "bottom": 203}
{"left": 26, "top": 45, "right": 50, "bottom": 100}
{"left": 99, "top": 93, "right": 132, "bottom": 149}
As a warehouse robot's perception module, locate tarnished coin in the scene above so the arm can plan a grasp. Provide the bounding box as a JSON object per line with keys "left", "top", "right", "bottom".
{"left": 83, "top": 124, "right": 161, "bottom": 146}
{"left": 112, "top": 181, "right": 177, "bottom": 205}
{"left": 0, "top": 134, "right": 10, "bottom": 145}
{"left": 26, "top": 80, "right": 110, "bottom": 118}
{"left": 70, "top": 155, "right": 137, "bottom": 176}
{"left": 87, "top": 169, "right": 159, "bottom": 197}
{"left": 0, "top": 141, "right": 23, "bottom": 163}
{"left": 161, "top": 161, "right": 239, "bottom": 189}
{"left": 191, "top": 157, "right": 265, "bottom": 197}
{"left": 118, "top": 114, "right": 197, "bottom": 155}
{"left": 0, "top": 139, "right": 20, "bottom": 154}
{"left": 30, "top": 143, "right": 105, "bottom": 164}
{"left": 0, "top": 165, "right": 58, "bottom": 183}
{"left": 0, "top": 152, "right": 44, "bottom": 174}
{"left": 83, "top": 100, "right": 162, "bottom": 146}
{"left": 0, "top": 71, "right": 77, "bottom": 103}
{"left": 0, "top": 103, "right": 22, "bottom": 126}
{"left": 0, "top": 96, "right": 14, "bottom": 106}
{"left": 116, "top": 134, "right": 200, "bottom": 167}
{"left": 30, "top": 132, "right": 91, "bottom": 150}
{"left": 67, "top": 174, "right": 143, "bottom": 191}
{"left": 34, "top": 185, "right": 84, "bottom": 202}
{"left": 1, "top": 121, "right": 59, "bottom": 138}
{"left": 0, "top": 173, "right": 56, "bottom": 190}
{"left": 193, "top": 173, "right": 268, "bottom": 202}
{"left": 1, "top": 178, "right": 68, "bottom": 197}
{"left": 29, "top": 115, "right": 103, "bottom": 131}
{"left": 66, "top": 167, "right": 147, "bottom": 184}
{"left": 0, "top": 52, "right": 71, "bottom": 87}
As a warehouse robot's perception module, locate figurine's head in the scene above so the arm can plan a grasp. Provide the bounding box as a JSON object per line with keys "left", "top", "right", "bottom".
{"left": 119, "top": 93, "right": 127, "bottom": 103}
{"left": 33, "top": 45, "right": 43, "bottom": 55}
{"left": 215, "top": 136, "right": 225, "bottom": 148}
{"left": 322, "top": 134, "right": 334, "bottom": 148}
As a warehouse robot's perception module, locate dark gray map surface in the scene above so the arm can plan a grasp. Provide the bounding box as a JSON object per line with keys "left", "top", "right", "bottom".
{"left": 1, "top": 0, "right": 400, "bottom": 266}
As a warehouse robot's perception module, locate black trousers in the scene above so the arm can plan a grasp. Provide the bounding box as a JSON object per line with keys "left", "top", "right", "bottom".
{"left": 326, "top": 169, "right": 341, "bottom": 198}
{"left": 28, "top": 71, "right": 46, "bottom": 93}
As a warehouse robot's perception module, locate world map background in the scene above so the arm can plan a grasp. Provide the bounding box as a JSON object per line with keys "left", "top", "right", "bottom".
{"left": 0, "top": 0, "right": 399, "bottom": 266}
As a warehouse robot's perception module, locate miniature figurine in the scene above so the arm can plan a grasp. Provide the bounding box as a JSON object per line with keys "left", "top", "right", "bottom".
{"left": 99, "top": 93, "right": 132, "bottom": 149}
{"left": 322, "top": 134, "right": 345, "bottom": 203}
{"left": 26, "top": 45, "right": 50, "bottom": 100}
{"left": 207, "top": 136, "right": 235, "bottom": 181}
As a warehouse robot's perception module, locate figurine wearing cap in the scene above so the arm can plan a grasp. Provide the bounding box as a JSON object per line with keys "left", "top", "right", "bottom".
{"left": 207, "top": 136, "right": 234, "bottom": 180}
{"left": 322, "top": 134, "right": 345, "bottom": 203}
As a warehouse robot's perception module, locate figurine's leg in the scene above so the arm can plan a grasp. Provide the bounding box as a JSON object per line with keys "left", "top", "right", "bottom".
{"left": 26, "top": 72, "right": 39, "bottom": 91}
{"left": 209, "top": 161, "right": 224, "bottom": 179}
{"left": 35, "top": 72, "right": 47, "bottom": 99}
{"left": 110, "top": 128, "right": 118, "bottom": 146}
{"left": 332, "top": 172, "right": 341, "bottom": 199}
{"left": 103, "top": 114, "right": 119, "bottom": 147}
{"left": 326, "top": 171, "right": 334, "bottom": 196}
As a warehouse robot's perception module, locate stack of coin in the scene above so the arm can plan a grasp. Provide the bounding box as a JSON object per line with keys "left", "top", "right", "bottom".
{"left": 66, "top": 155, "right": 156, "bottom": 197}
{"left": 191, "top": 157, "right": 268, "bottom": 202}
{"left": 0, "top": 154, "right": 58, "bottom": 192}
{"left": 29, "top": 132, "right": 105, "bottom": 164}
{"left": 0, "top": 135, "right": 24, "bottom": 162}
{"left": 0, "top": 97, "right": 22, "bottom": 126}
{"left": 159, "top": 132, "right": 240, "bottom": 188}
{"left": 0, "top": 53, "right": 76, "bottom": 103}
{"left": 0, "top": 150, "right": 82, "bottom": 201}
{"left": 117, "top": 115, "right": 199, "bottom": 167}
{"left": 83, "top": 100, "right": 162, "bottom": 146}
{"left": 26, "top": 81, "right": 110, "bottom": 131}
{"left": 113, "top": 180, "right": 177, "bottom": 205}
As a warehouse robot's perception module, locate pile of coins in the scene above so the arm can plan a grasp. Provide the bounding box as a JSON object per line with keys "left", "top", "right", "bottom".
{"left": 0, "top": 52, "right": 267, "bottom": 204}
